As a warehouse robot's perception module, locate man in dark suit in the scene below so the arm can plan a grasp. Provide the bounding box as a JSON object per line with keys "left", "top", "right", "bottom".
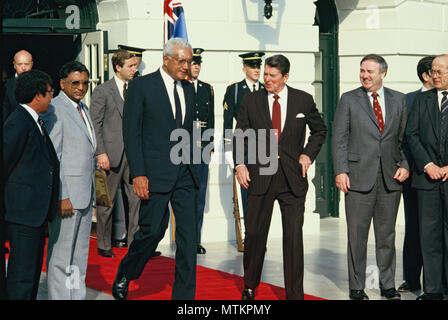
{"left": 332, "top": 54, "right": 409, "bottom": 300}
{"left": 189, "top": 48, "right": 214, "bottom": 254}
{"left": 405, "top": 54, "right": 448, "bottom": 300}
{"left": 233, "top": 55, "right": 327, "bottom": 300}
{"left": 399, "top": 55, "right": 435, "bottom": 293}
{"left": 112, "top": 37, "right": 199, "bottom": 300}
{"left": 223, "top": 52, "right": 265, "bottom": 219}
{"left": 3, "top": 69, "right": 59, "bottom": 299}
{"left": 2, "top": 50, "right": 33, "bottom": 122}
{"left": 90, "top": 49, "right": 140, "bottom": 258}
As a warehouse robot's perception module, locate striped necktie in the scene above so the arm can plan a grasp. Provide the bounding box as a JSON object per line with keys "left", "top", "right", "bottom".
{"left": 441, "top": 91, "right": 448, "bottom": 119}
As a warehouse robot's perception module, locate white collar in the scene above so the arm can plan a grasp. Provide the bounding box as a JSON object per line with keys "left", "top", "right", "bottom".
{"left": 268, "top": 85, "right": 288, "bottom": 100}
{"left": 20, "top": 103, "right": 39, "bottom": 122}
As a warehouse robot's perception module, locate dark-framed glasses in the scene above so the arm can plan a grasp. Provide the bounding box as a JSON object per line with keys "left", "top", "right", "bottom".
{"left": 429, "top": 69, "right": 448, "bottom": 77}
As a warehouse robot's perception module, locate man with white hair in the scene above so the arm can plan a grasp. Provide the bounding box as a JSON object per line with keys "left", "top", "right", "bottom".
{"left": 112, "top": 37, "right": 199, "bottom": 300}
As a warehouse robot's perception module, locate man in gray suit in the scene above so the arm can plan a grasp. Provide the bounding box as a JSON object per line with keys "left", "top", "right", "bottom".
{"left": 332, "top": 54, "right": 409, "bottom": 300}
{"left": 90, "top": 49, "right": 140, "bottom": 257}
{"left": 42, "top": 61, "right": 96, "bottom": 300}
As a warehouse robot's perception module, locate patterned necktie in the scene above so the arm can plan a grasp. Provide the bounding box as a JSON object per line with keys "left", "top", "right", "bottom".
{"left": 272, "top": 94, "right": 281, "bottom": 140}
{"left": 441, "top": 91, "right": 448, "bottom": 119}
{"left": 173, "top": 80, "right": 182, "bottom": 128}
{"left": 77, "top": 103, "right": 87, "bottom": 127}
{"left": 371, "top": 92, "right": 384, "bottom": 133}
{"left": 123, "top": 82, "right": 128, "bottom": 100}
{"left": 37, "top": 117, "right": 47, "bottom": 137}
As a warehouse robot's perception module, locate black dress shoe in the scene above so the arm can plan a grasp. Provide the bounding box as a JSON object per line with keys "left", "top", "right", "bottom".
{"left": 112, "top": 239, "right": 128, "bottom": 248}
{"left": 97, "top": 248, "right": 116, "bottom": 258}
{"left": 398, "top": 281, "right": 421, "bottom": 292}
{"left": 349, "top": 289, "right": 369, "bottom": 300}
{"left": 112, "top": 272, "right": 131, "bottom": 300}
{"left": 197, "top": 244, "right": 206, "bottom": 254}
{"left": 380, "top": 288, "right": 401, "bottom": 300}
{"left": 416, "top": 293, "right": 444, "bottom": 300}
{"left": 242, "top": 288, "right": 255, "bottom": 300}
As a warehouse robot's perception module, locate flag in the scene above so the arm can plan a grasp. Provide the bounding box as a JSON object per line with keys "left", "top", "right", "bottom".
{"left": 164, "top": 0, "right": 189, "bottom": 44}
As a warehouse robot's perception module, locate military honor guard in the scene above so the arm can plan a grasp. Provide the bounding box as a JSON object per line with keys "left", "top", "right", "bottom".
{"left": 223, "top": 51, "right": 265, "bottom": 219}
{"left": 118, "top": 45, "right": 146, "bottom": 78}
{"left": 190, "top": 48, "right": 215, "bottom": 254}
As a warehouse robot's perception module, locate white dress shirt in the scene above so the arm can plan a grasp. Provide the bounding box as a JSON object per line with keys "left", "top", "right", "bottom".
{"left": 21, "top": 103, "right": 42, "bottom": 135}
{"left": 367, "top": 86, "right": 386, "bottom": 122}
{"left": 160, "top": 67, "right": 186, "bottom": 125}
{"left": 246, "top": 79, "right": 261, "bottom": 92}
{"left": 114, "top": 75, "right": 128, "bottom": 100}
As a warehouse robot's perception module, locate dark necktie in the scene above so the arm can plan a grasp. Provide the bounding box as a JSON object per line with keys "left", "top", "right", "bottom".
{"left": 77, "top": 103, "right": 87, "bottom": 128}
{"left": 123, "top": 82, "right": 128, "bottom": 100}
{"left": 253, "top": 84, "right": 256, "bottom": 92}
{"left": 441, "top": 91, "right": 448, "bottom": 119}
{"left": 173, "top": 80, "right": 182, "bottom": 128}
{"left": 272, "top": 94, "right": 281, "bottom": 140}
{"left": 372, "top": 92, "right": 384, "bottom": 133}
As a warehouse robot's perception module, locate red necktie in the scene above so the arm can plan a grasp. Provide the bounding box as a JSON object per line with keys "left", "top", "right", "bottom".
{"left": 372, "top": 92, "right": 384, "bottom": 133}
{"left": 272, "top": 94, "right": 281, "bottom": 140}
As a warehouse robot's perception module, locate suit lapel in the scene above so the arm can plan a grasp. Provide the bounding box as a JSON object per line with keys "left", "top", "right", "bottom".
{"left": 156, "top": 70, "right": 177, "bottom": 126}
{"left": 426, "top": 89, "right": 440, "bottom": 140}
{"left": 259, "top": 89, "right": 272, "bottom": 130}
{"left": 110, "top": 80, "right": 124, "bottom": 116}
{"left": 357, "top": 87, "right": 380, "bottom": 130}
{"left": 19, "top": 107, "right": 51, "bottom": 161}
{"left": 382, "top": 88, "right": 395, "bottom": 136}
{"left": 60, "top": 94, "right": 95, "bottom": 148}
{"left": 279, "top": 86, "right": 297, "bottom": 142}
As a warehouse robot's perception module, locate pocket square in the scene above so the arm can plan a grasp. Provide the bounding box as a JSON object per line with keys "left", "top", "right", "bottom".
{"left": 296, "top": 113, "right": 305, "bottom": 118}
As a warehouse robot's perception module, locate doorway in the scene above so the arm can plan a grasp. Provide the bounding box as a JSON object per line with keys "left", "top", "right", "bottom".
{"left": 2, "top": 34, "right": 79, "bottom": 95}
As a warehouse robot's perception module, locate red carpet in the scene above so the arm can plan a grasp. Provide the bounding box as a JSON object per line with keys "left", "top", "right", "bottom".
{"left": 6, "top": 239, "right": 325, "bottom": 300}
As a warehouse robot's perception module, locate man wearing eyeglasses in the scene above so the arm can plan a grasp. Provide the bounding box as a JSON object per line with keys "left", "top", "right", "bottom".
{"left": 41, "top": 61, "right": 97, "bottom": 300}
{"left": 112, "top": 37, "right": 199, "bottom": 300}
{"left": 3, "top": 70, "right": 59, "bottom": 299}
{"left": 406, "top": 54, "right": 448, "bottom": 300}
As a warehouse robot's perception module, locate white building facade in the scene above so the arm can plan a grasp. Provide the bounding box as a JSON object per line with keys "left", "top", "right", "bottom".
{"left": 92, "top": 0, "right": 448, "bottom": 245}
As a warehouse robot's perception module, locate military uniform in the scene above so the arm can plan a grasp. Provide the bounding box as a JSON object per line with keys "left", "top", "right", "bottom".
{"left": 191, "top": 48, "right": 215, "bottom": 254}
{"left": 222, "top": 51, "right": 265, "bottom": 219}
{"left": 118, "top": 44, "right": 145, "bottom": 78}
{"left": 223, "top": 79, "right": 265, "bottom": 146}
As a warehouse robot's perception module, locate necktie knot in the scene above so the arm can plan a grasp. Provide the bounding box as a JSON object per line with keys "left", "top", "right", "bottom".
{"left": 372, "top": 92, "right": 378, "bottom": 99}
{"left": 442, "top": 91, "right": 448, "bottom": 97}
{"left": 274, "top": 94, "right": 279, "bottom": 101}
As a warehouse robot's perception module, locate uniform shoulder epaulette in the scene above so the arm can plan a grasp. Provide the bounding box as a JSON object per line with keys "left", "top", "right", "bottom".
{"left": 226, "top": 81, "right": 239, "bottom": 89}
{"left": 200, "top": 80, "right": 214, "bottom": 95}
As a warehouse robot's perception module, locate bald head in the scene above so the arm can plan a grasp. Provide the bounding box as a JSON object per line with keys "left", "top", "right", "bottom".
{"left": 431, "top": 54, "right": 448, "bottom": 91}
{"left": 13, "top": 50, "right": 33, "bottom": 75}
